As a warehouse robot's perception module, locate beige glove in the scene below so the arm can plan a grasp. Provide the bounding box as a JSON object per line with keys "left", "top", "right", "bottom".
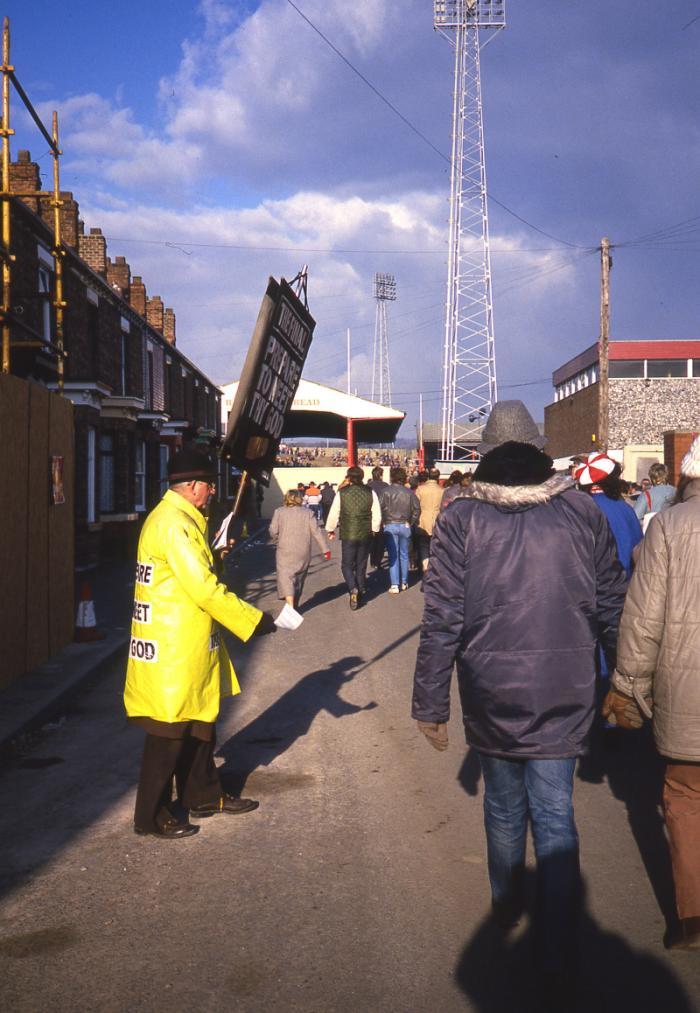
{"left": 417, "top": 720, "right": 448, "bottom": 751}
{"left": 601, "top": 688, "right": 646, "bottom": 729}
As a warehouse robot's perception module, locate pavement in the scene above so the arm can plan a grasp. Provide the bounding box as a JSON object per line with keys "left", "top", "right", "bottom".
{"left": 1, "top": 531, "right": 699, "bottom": 1012}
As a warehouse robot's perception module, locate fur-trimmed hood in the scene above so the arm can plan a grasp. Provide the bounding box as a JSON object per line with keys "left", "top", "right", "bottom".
{"left": 453, "top": 473, "right": 574, "bottom": 512}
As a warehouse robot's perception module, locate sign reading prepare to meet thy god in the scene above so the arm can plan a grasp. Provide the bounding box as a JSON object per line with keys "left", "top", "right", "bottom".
{"left": 222, "top": 276, "right": 315, "bottom": 485}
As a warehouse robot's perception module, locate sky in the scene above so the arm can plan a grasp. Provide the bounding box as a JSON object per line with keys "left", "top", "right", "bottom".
{"left": 6, "top": 0, "right": 700, "bottom": 436}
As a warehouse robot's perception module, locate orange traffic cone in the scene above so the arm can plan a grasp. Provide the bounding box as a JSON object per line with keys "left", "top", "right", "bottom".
{"left": 74, "top": 580, "right": 104, "bottom": 642}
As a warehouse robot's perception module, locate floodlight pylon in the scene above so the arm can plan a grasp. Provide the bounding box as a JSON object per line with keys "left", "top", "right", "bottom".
{"left": 371, "top": 272, "right": 396, "bottom": 406}
{"left": 435, "top": 1, "right": 505, "bottom": 459}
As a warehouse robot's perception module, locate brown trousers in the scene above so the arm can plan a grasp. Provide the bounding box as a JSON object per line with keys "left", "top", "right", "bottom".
{"left": 663, "top": 761, "right": 700, "bottom": 919}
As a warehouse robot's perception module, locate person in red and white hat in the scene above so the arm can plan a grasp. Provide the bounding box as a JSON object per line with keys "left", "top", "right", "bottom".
{"left": 573, "top": 453, "right": 642, "bottom": 580}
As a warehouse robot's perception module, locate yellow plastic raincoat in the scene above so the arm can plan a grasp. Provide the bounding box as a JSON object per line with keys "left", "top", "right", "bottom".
{"left": 124, "top": 489, "right": 262, "bottom": 724}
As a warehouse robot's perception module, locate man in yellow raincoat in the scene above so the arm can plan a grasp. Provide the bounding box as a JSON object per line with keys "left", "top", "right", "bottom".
{"left": 124, "top": 447, "right": 275, "bottom": 839}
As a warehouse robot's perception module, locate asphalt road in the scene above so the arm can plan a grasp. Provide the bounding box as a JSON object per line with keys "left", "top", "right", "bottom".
{"left": 0, "top": 538, "right": 698, "bottom": 1012}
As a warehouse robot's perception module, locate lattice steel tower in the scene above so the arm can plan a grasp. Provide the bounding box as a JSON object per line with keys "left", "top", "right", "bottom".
{"left": 435, "top": 0, "right": 505, "bottom": 459}
{"left": 371, "top": 272, "right": 396, "bottom": 406}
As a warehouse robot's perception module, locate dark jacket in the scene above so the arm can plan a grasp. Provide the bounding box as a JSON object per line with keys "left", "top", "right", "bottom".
{"left": 412, "top": 454, "right": 627, "bottom": 759}
{"left": 339, "top": 484, "right": 373, "bottom": 541}
{"left": 379, "top": 483, "right": 420, "bottom": 526}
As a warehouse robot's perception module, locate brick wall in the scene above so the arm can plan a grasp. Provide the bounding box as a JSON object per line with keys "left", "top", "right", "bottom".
{"left": 544, "top": 383, "right": 599, "bottom": 459}
{"left": 664, "top": 430, "right": 699, "bottom": 484}
{"left": 9, "top": 150, "right": 41, "bottom": 212}
{"left": 130, "top": 276, "right": 147, "bottom": 316}
{"left": 38, "top": 191, "right": 80, "bottom": 250}
{"left": 608, "top": 379, "right": 700, "bottom": 446}
{"left": 107, "top": 256, "right": 131, "bottom": 299}
{"left": 146, "top": 295, "right": 164, "bottom": 333}
{"left": 78, "top": 227, "right": 107, "bottom": 275}
{"left": 164, "top": 308, "right": 176, "bottom": 345}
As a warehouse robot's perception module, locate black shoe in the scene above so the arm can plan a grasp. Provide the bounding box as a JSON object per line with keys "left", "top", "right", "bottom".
{"left": 189, "top": 794, "right": 260, "bottom": 818}
{"left": 134, "top": 817, "right": 199, "bottom": 839}
{"left": 665, "top": 916, "right": 700, "bottom": 950}
{"left": 349, "top": 589, "right": 359, "bottom": 611}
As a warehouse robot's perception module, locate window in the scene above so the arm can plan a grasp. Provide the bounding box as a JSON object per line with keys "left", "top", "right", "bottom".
{"left": 159, "top": 444, "right": 169, "bottom": 496}
{"left": 38, "top": 265, "right": 52, "bottom": 343}
{"left": 99, "top": 433, "right": 115, "bottom": 513}
{"left": 86, "top": 427, "right": 96, "bottom": 524}
{"left": 134, "top": 439, "right": 146, "bottom": 511}
{"left": 646, "top": 359, "right": 688, "bottom": 378}
{"left": 120, "top": 317, "right": 130, "bottom": 395}
{"left": 145, "top": 345, "right": 154, "bottom": 409}
{"left": 120, "top": 332, "right": 127, "bottom": 395}
{"left": 87, "top": 301, "right": 99, "bottom": 375}
{"left": 692, "top": 360, "right": 700, "bottom": 378}
{"left": 608, "top": 359, "right": 644, "bottom": 378}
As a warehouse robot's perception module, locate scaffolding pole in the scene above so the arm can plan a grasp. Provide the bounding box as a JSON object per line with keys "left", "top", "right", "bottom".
{"left": 0, "top": 15, "right": 65, "bottom": 386}
{"left": 1, "top": 17, "right": 13, "bottom": 375}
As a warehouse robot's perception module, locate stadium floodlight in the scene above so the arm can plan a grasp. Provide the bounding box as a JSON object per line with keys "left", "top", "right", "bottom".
{"left": 434, "top": 0, "right": 505, "bottom": 460}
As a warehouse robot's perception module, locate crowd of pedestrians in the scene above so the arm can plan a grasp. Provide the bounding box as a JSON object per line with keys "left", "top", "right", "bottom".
{"left": 123, "top": 403, "right": 698, "bottom": 1013}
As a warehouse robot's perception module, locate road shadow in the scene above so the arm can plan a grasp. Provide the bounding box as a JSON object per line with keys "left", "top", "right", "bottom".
{"left": 216, "top": 655, "right": 377, "bottom": 794}
{"left": 578, "top": 718, "right": 676, "bottom": 929}
{"left": 455, "top": 871, "right": 694, "bottom": 1013}
{"left": 298, "top": 579, "right": 348, "bottom": 613}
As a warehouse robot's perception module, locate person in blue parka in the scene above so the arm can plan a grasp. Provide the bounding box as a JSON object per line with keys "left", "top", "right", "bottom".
{"left": 412, "top": 402, "right": 628, "bottom": 1007}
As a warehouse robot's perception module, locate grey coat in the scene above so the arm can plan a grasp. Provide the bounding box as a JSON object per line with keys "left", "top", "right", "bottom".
{"left": 269, "top": 505, "right": 328, "bottom": 599}
{"left": 613, "top": 479, "right": 700, "bottom": 761}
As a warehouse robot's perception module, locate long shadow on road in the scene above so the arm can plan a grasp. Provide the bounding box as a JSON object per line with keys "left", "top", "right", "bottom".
{"left": 578, "top": 719, "right": 676, "bottom": 931}
{"left": 455, "top": 872, "right": 694, "bottom": 1013}
{"left": 216, "top": 655, "right": 377, "bottom": 795}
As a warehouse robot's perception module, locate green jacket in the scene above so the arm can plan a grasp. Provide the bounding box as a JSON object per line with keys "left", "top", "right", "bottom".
{"left": 124, "top": 489, "right": 262, "bottom": 724}
{"left": 339, "top": 484, "right": 373, "bottom": 541}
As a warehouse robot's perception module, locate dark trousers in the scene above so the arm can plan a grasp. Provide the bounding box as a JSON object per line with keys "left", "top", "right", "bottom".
{"left": 134, "top": 733, "right": 222, "bottom": 832}
{"left": 414, "top": 530, "right": 431, "bottom": 568}
{"left": 370, "top": 530, "right": 385, "bottom": 568}
{"left": 340, "top": 538, "right": 371, "bottom": 594}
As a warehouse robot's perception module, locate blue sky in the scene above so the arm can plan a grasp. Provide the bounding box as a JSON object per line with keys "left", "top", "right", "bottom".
{"left": 6, "top": 0, "right": 700, "bottom": 433}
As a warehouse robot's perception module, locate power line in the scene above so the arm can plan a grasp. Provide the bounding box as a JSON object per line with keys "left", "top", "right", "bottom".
{"left": 284, "top": 0, "right": 447, "bottom": 163}
{"left": 283, "top": 0, "right": 586, "bottom": 250}
{"left": 104, "top": 234, "right": 579, "bottom": 256}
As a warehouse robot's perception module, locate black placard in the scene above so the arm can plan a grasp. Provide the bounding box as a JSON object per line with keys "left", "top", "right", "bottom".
{"left": 221, "top": 277, "right": 315, "bottom": 485}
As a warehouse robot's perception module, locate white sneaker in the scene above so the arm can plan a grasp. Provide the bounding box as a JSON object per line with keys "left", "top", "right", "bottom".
{"left": 389, "top": 585, "right": 400, "bottom": 594}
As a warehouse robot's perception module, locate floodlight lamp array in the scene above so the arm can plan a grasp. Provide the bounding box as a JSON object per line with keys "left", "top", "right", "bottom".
{"left": 373, "top": 273, "right": 397, "bottom": 301}
{"left": 433, "top": 0, "right": 505, "bottom": 30}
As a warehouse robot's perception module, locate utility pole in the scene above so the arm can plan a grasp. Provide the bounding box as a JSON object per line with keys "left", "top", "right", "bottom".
{"left": 346, "top": 327, "right": 351, "bottom": 394}
{"left": 597, "top": 236, "right": 611, "bottom": 451}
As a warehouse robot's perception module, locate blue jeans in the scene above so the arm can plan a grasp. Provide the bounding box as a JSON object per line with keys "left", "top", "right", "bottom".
{"left": 384, "top": 523, "right": 411, "bottom": 587}
{"left": 479, "top": 754, "right": 581, "bottom": 970}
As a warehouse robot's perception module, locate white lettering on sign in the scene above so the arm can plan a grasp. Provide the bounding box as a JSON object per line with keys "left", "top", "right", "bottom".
{"left": 129, "top": 637, "right": 158, "bottom": 663}
{"left": 132, "top": 600, "right": 152, "bottom": 624}
{"left": 209, "top": 631, "right": 220, "bottom": 652}
{"left": 135, "top": 561, "right": 154, "bottom": 585}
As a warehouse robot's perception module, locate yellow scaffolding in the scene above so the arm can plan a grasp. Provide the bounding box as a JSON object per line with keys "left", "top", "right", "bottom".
{"left": 0, "top": 16, "right": 66, "bottom": 390}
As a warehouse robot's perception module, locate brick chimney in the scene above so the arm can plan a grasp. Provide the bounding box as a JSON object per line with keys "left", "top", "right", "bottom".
{"left": 130, "top": 276, "right": 147, "bottom": 317}
{"left": 106, "top": 255, "right": 131, "bottom": 300}
{"left": 163, "top": 308, "right": 176, "bottom": 346}
{"left": 79, "top": 227, "right": 107, "bottom": 276}
{"left": 9, "top": 150, "right": 41, "bottom": 212}
{"left": 146, "top": 295, "right": 164, "bottom": 333}
{"left": 38, "top": 190, "right": 80, "bottom": 250}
